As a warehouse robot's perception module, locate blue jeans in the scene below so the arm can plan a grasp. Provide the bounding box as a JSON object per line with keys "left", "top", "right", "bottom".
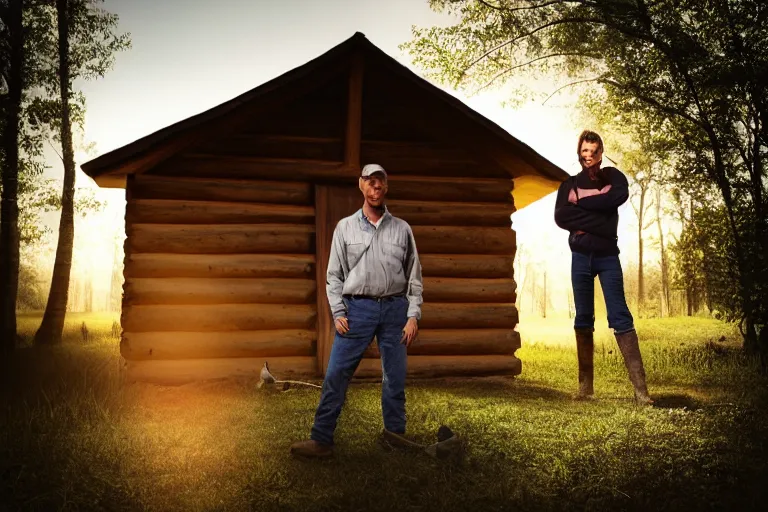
{"left": 310, "top": 295, "right": 409, "bottom": 445}
{"left": 571, "top": 251, "right": 634, "bottom": 334}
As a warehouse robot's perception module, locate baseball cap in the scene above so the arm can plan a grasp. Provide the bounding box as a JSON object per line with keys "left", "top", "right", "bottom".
{"left": 361, "top": 163, "right": 387, "bottom": 179}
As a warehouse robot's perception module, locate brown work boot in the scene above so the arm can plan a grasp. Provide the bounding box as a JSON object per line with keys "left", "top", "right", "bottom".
{"left": 615, "top": 330, "right": 654, "bottom": 406}
{"left": 574, "top": 328, "right": 595, "bottom": 400}
{"left": 380, "top": 429, "right": 420, "bottom": 450}
{"left": 290, "top": 439, "right": 333, "bottom": 458}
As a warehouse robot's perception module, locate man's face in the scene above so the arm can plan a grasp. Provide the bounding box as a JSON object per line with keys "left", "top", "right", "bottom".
{"left": 359, "top": 173, "right": 388, "bottom": 207}
{"left": 580, "top": 141, "right": 602, "bottom": 168}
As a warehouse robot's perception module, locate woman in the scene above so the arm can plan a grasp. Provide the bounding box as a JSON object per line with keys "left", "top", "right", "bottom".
{"left": 554, "top": 130, "right": 653, "bottom": 405}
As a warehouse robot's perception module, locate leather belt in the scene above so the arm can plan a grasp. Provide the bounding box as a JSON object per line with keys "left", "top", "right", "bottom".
{"left": 345, "top": 294, "right": 405, "bottom": 302}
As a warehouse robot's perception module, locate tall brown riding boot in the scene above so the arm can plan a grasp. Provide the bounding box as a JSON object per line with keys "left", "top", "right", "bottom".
{"left": 574, "top": 328, "right": 594, "bottom": 400}
{"left": 615, "top": 330, "right": 654, "bottom": 405}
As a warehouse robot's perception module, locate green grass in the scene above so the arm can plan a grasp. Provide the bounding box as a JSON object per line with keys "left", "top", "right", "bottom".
{"left": 1, "top": 314, "right": 767, "bottom": 511}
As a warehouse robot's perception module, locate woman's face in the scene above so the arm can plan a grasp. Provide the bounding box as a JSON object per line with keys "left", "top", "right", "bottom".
{"left": 580, "top": 141, "right": 602, "bottom": 168}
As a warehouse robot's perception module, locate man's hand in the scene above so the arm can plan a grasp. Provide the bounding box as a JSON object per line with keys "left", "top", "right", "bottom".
{"left": 401, "top": 317, "right": 418, "bottom": 347}
{"left": 334, "top": 317, "right": 349, "bottom": 335}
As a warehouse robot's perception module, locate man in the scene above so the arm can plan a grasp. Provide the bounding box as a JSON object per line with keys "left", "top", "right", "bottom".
{"left": 554, "top": 130, "right": 653, "bottom": 405}
{"left": 290, "top": 163, "right": 423, "bottom": 458}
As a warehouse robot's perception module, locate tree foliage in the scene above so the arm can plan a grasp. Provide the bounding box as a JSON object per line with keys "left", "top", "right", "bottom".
{"left": 405, "top": 0, "right": 768, "bottom": 360}
{"left": 1, "top": 0, "right": 127, "bottom": 348}
{"left": 2, "top": 0, "right": 121, "bottom": 246}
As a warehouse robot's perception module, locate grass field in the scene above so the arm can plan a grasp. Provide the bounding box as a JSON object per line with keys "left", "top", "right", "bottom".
{"left": 2, "top": 313, "right": 766, "bottom": 511}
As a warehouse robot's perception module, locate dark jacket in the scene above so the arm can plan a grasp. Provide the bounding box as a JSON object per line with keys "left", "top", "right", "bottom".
{"left": 554, "top": 166, "right": 629, "bottom": 256}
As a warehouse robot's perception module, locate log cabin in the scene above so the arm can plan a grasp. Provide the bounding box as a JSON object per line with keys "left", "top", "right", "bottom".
{"left": 81, "top": 33, "right": 569, "bottom": 385}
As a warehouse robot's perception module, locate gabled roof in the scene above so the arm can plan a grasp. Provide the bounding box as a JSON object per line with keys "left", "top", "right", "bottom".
{"left": 81, "top": 32, "right": 569, "bottom": 185}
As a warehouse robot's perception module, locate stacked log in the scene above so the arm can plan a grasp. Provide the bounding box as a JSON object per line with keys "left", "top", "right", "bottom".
{"left": 122, "top": 138, "right": 521, "bottom": 384}
{"left": 122, "top": 174, "right": 318, "bottom": 381}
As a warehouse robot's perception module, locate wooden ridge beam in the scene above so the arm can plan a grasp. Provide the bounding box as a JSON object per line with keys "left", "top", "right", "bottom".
{"left": 344, "top": 52, "right": 364, "bottom": 172}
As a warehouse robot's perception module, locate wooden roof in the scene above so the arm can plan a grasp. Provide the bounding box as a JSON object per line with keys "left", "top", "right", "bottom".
{"left": 81, "top": 32, "right": 569, "bottom": 204}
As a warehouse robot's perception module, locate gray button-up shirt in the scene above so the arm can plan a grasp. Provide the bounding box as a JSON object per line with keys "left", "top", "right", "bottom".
{"left": 327, "top": 207, "right": 423, "bottom": 321}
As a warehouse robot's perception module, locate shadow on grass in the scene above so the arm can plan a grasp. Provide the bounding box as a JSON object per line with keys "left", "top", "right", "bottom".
{"left": 650, "top": 393, "right": 702, "bottom": 409}
{"left": 406, "top": 376, "right": 572, "bottom": 402}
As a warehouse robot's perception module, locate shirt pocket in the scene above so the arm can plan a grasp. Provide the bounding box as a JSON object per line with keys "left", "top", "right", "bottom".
{"left": 346, "top": 242, "right": 366, "bottom": 267}
{"left": 384, "top": 239, "right": 407, "bottom": 262}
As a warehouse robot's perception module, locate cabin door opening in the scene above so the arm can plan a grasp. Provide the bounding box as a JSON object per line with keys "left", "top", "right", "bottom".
{"left": 315, "top": 184, "right": 363, "bottom": 375}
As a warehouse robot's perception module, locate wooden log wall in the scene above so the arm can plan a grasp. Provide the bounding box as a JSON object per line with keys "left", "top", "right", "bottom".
{"left": 123, "top": 136, "right": 521, "bottom": 383}
{"left": 122, "top": 173, "right": 319, "bottom": 373}
{"left": 122, "top": 71, "right": 522, "bottom": 383}
{"left": 349, "top": 64, "right": 521, "bottom": 377}
{"left": 354, "top": 146, "right": 521, "bottom": 374}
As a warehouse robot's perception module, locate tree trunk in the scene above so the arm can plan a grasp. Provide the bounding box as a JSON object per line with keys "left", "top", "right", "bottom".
{"left": 747, "top": 140, "right": 768, "bottom": 364}
{"left": 759, "top": 325, "right": 768, "bottom": 373}
{"left": 686, "top": 288, "right": 693, "bottom": 317}
{"left": 35, "top": 0, "right": 76, "bottom": 346}
{"left": 0, "top": 0, "right": 24, "bottom": 354}
{"left": 655, "top": 187, "right": 670, "bottom": 317}
{"left": 714, "top": 153, "right": 760, "bottom": 357}
{"left": 637, "top": 186, "right": 646, "bottom": 311}
{"left": 686, "top": 195, "right": 694, "bottom": 316}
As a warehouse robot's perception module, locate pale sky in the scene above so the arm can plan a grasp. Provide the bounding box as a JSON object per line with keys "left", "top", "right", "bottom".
{"left": 33, "top": 0, "right": 660, "bottom": 312}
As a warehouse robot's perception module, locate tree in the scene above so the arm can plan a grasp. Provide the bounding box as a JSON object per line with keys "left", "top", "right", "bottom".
{"left": 405, "top": 0, "right": 768, "bottom": 363}
{"left": 34, "top": 0, "right": 75, "bottom": 345}
{"left": 653, "top": 184, "right": 670, "bottom": 316}
{"left": 33, "top": 0, "right": 128, "bottom": 345}
{"left": 0, "top": 0, "right": 24, "bottom": 353}
{"left": 629, "top": 168, "right": 653, "bottom": 312}
{"left": 669, "top": 189, "right": 707, "bottom": 316}
{"left": 2, "top": 0, "right": 120, "bottom": 349}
